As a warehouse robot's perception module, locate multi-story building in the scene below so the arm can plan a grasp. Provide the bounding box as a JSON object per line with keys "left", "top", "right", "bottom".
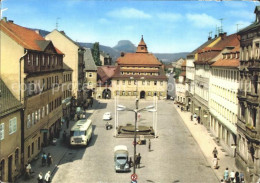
{"left": 175, "top": 60, "right": 186, "bottom": 106}
{"left": 209, "top": 45, "right": 240, "bottom": 156}
{"left": 45, "top": 30, "right": 85, "bottom": 106}
{"left": 186, "top": 37, "right": 218, "bottom": 113}
{"left": 236, "top": 6, "right": 260, "bottom": 182}
{"left": 112, "top": 36, "right": 167, "bottom": 99}
{"left": 194, "top": 33, "right": 239, "bottom": 128}
{"left": 84, "top": 48, "right": 97, "bottom": 99}
{"left": 0, "top": 18, "right": 63, "bottom": 167}
{"left": 100, "top": 51, "right": 112, "bottom": 66}
{"left": 0, "top": 79, "right": 23, "bottom": 182}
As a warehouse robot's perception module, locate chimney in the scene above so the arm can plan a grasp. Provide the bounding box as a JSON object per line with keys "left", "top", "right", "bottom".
{"left": 2, "top": 17, "right": 7, "bottom": 22}
{"left": 121, "top": 52, "right": 125, "bottom": 57}
{"left": 208, "top": 36, "right": 212, "bottom": 41}
{"left": 214, "top": 34, "right": 217, "bottom": 38}
{"left": 60, "top": 30, "right": 65, "bottom": 35}
{"left": 220, "top": 32, "right": 227, "bottom": 40}
{"left": 8, "top": 20, "right": 14, "bottom": 23}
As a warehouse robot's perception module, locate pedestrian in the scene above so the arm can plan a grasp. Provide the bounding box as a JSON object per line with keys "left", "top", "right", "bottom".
{"left": 181, "top": 106, "right": 183, "bottom": 111}
{"left": 47, "top": 153, "right": 53, "bottom": 167}
{"left": 63, "top": 130, "right": 67, "bottom": 143}
{"left": 212, "top": 147, "right": 218, "bottom": 158}
{"left": 191, "top": 114, "right": 193, "bottom": 121}
{"left": 235, "top": 171, "right": 240, "bottom": 183}
{"left": 25, "top": 163, "right": 32, "bottom": 179}
{"left": 37, "top": 172, "right": 43, "bottom": 183}
{"left": 41, "top": 152, "right": 47, "bottom": 166}
{"left": 212, "top": 155, "right": 218, "bottom": 169}
{"left": 148, "top": 139, "right": 151, "bottom": 152}
{"left": 197, "top": 116, "right": 201, "bottom": 124}
{"left": 224, "top": 168, "right": 229, "bottom": 181}
{"left": 136, "top": 153, "right": 141, "bottom": 168}
{"left": 230, "top": 170, "right": 235, "bottom": 182}
{"left": 239, "top": 171, "right": 244, "bottom": 181}
{"left": 128, "top": 157, "right": 133, "bottom": 168}
{"left": 44, "top": 171, "right": 51, "bottom": 183}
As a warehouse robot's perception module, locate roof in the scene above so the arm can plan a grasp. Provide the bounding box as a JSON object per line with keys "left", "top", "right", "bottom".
{"left": 117, "top": 53, "right": 161, "bottom": 65}
{"left": 63, "top": 63, "right": 73, "bottom": 71}
{"left": 181, "top": 60, "right": 186, "bottom": 67}
{"left": 196, "top": 34, "right": 239, "bottom": 64}
{"left": 97, "top": 66, "right": 117, "bottom": 83}
{"left": 0, "top": 79, "right": 23, "bottom": 117}
{"left": 188, "top": 37, "right": 218, "bottom": 56}
{"left": 0, "top": 20, "right": 63, "bottom": 54}
{"left": 136, "top": 36, "right": 148, "bottom": 53}
{"left": 211, "top": 59, "right": 239, "bottom": 68}
{"left": 58, "top": 30, "right": 83, "bottom": 49}
{"left": 84, "top": 48, "right": 97, "bottom": 71}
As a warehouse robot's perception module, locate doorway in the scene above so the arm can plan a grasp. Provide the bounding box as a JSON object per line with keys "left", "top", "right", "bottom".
{"left": 140, "top": 91, "right": 145, "bottom": 99}
{"left": 8, "top": 155, "right": 12, "bottom": 182}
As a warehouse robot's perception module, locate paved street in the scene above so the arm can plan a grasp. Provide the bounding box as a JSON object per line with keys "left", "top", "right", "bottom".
{"left": 50, "top": 99, "right": 218, "bottom": 183}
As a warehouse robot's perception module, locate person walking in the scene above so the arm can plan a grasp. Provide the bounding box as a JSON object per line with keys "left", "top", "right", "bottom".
{"left": 47, "top": 153, "right": 53, "bottom": 167}
{"left": 41, "top": 152, "right": 47, "bottom": 166}
{"left": 25, "top": 163, "right": 32, "bottom": 179}
{"left": 224, "top": 168, "right": 229, "bottom": 182}
{"left": 63, "top": 130, "right": 67, "bottom": 143}
{"left": 128, "top": 157, "right": 133, "bottom": 168}
{"left": 212, "top": 147, "right": 218, "bottom": 158}
{"left": 148, "top": 139, "right": 151, "bottom": 152}
{"left": 230, "top": 170, "right": 235, "bottom": 182}
{"left": 136, "top": 153, "right": 141, "bottom": 168}
{"left": 37, "top": 172, "right": 43, "bottom": 183}
{"left": 235, "top": 171, "right": 240, "bottom": 183}
{"left": 212, "top": 155, "right": 218, "bottom": 169}
{"left": 197, "top": 116, "right": 201, "bottom": 124}
{"left": 44, "top": 171, "right": 51, "bottom": 183}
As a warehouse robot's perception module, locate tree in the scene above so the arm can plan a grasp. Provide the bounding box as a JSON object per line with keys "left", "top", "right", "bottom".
{"left": 91, "top": 42, "right": 102, "bottom": 66}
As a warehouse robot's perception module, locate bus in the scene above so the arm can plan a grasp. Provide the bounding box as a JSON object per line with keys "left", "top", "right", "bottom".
{"left": 70, "top": 119, "right": 92, "bottom": 146}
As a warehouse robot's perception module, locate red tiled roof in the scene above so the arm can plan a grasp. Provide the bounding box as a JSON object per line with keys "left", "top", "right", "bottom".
{"left": 230, "top": 45, "right": 240, "bottom": 53}
{"left": 181, "top": 60, "right": 186, "bottom": 67}
{"left": 120, "top": 68, "right": 158, "bottom": 73}
{"left": 0, "top": 20, "right": 63, "bottom": 54}
{"left": 211, "top": 59, "right": 239, "bottom": 67}
{"left": 97, "top": 66, "right": 117, "bottom": 83}
{"left": 117, "top": 53, "right": 161, "bottom": 65}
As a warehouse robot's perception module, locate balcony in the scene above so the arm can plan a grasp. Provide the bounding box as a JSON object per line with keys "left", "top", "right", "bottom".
{"left": 237, "top": 89, "right": 246, "bottom": 99}
{"left": 247, "top": 92, "right": 259, "bottom": 104}
{"left": 245, "top": 125, "right": 258, "bottom": 139}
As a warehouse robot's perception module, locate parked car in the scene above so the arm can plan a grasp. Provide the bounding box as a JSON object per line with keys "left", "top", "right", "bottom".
{"left": 103, "top": 112, "right": 112, "bottom": 120}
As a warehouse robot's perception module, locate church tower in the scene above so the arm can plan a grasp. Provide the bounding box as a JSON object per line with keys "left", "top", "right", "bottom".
{"left": 136, "top": 35, "right": 148, "bottom": 53}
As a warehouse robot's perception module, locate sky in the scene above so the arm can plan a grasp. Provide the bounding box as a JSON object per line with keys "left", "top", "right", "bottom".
{"left": 1, "top": 0, "right": 259, "bottom": 53}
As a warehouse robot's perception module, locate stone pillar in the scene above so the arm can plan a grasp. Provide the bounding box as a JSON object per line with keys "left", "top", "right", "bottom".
{"left": 256, "top": 107, "right": 260, "bottom": 132}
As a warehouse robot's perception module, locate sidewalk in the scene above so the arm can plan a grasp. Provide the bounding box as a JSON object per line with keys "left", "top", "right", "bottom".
{"left": 15, "top": 99, "right": 100, "bottom": 183}
{"left": 174, "top": 104, "right": 238, "bottom": 182}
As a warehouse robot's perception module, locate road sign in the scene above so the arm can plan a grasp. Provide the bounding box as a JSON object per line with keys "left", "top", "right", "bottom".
{"left": 131, "top": 173, "right": 138, "bottom": 181}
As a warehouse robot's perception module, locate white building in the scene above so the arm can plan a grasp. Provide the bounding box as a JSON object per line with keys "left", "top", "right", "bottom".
{"left": 209, "top": 45, "right": 240, "bottom": 156}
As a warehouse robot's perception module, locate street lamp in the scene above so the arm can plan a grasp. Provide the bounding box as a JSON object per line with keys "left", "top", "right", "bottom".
{"left": 117, "top": 104, "right": 156, "bottom": 176}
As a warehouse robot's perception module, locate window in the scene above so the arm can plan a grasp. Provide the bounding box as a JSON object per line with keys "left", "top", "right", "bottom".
{"left": 122, "top": 91, "right": 125, "bottom": 96}
{"left": 32, "top": 112, "right": 35, "bottom": 125}
{"left": 89, "top": 82, "right": 92, "bottom": 86}
{"left": 147, "top": 81, "right": 150, "bottom": 85}
{"left": 36, "top": 55, "right": 39, "bottom": 66}
{"left": 116, "top": 91, "right": 120, "bottom": 95}
{"left": 148, "top": 92, "right": 151, "bottom": 96}
{"left": 0, "top": 123, "right": 4, "bottom": 140}
{"left": 88, "top": 72, "right": 92, "bottom": 78}
{"left": 122, "top": 80, "right": 125, "bottom": 85}
{"left": 160, "top": 81, "right": 163, "bottom": 86}
{"left": 26, "top": 115, "right": 31, "bottom": 129}
{"left": 27, "top": 146, "right": 30, "bottom": 158}
{"left": 15, "top": 149, "right": 19, "bottom": 167}
{"left": 42, "top": 55, "right": 45, "bottom": 65}
{"left": 35, "top": 111, "right": 38, "bottom": 122}
{"left": 38, "top": 109, "right": 41, "bottom": 120}
{"left": 128, "top": 80, "right": 131, "bottom": 85}
{"left": 128, "top": 91, "right": 131, "bottom": 96}
{"left": 46, "top": 104, "right": 49, "bottom": 115}
{"left": 47, "top": 56, "right": 50, "bottom": 66}
{"left": 32, "top": 142, "right": 34, "bottom": 155}
{"left": 142, "top": 81, "right": 145, "bottom": 85}
{"left": 42, "top": 107, "right": 45, "bottom": 118}
{"left": 117, "top": 80, "right": 119, "bottom": 85}
{"left": 0, "top": 159, "right": 5, "bottom": 180}
{"left": 154, "top": 81, "right": 157, "bottom": 85}
{"left": 9, "top": 117, "right": 17, "bottom": 135}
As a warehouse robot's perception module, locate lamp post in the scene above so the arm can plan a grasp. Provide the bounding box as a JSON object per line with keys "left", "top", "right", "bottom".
{"left": 117, "top": 104, "right": 156, "bottom": 175}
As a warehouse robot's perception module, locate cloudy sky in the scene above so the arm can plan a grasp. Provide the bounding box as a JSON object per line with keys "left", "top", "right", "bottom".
{"left": 1, "top": 0, "right": 259, "bottom": 53}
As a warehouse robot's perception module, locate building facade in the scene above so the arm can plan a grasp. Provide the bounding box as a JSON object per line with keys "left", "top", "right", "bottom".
{"left": 45, "top": 30, "right": 85, "bottom": 106}
{"left": 0, "top": 79, "right": 23, "bottom": 182}
{"left": 236, "top": 6, "right": 260, "bottom": 182}
{"left": 84, "top": 48, "right": 97, "bottom": 99}
{"left": 209, "top": 45, "right": 240, "bottom": 156}
{"left": 0, "top": 19, "right": 63, "bottom": 168}
{"left": 175, "top": 61, "right": 186, "bottom": 106}
{"left": 112, "top": 36, "right": 167, "bottom": 100}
